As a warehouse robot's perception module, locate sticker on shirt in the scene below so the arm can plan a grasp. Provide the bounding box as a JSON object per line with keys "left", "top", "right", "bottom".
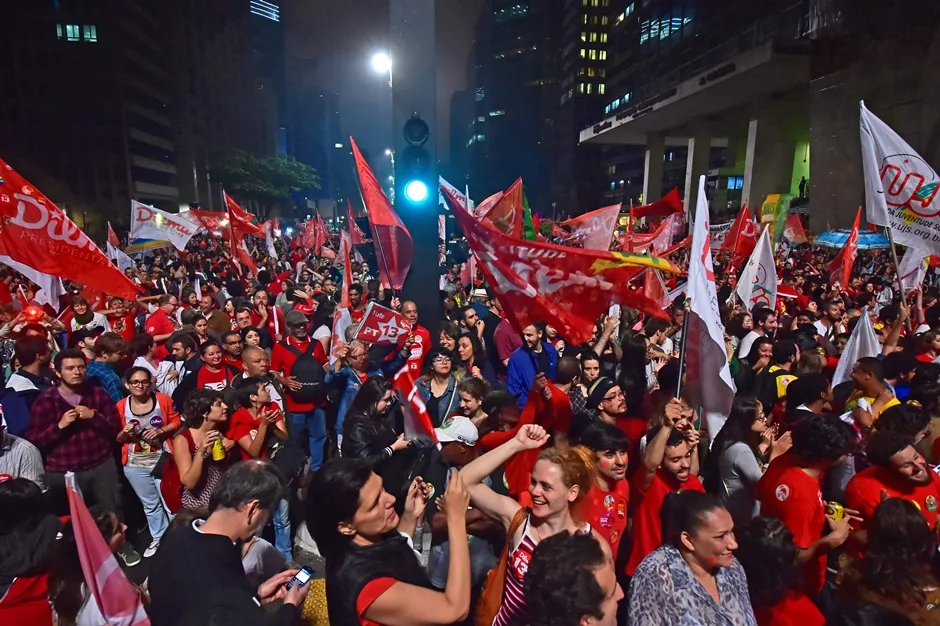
{"left": 927, "top": 496, "right": 938, "bottom": 512}
{"left": 426, "top": 484, "right": 435, "bottom": 501}
{"left": 604, "top": 495, "right": 615, "bottom": 511}
{"left": 510, "top": 548, "right": 532, "bottom": 577}
{"left": 599, "top": 512, "right": 614, "bottom": 529}
{"left": 150, "top": 416, "right": 164, "bottom": 429}
{"left": 128, "top": 419, "right": 141, "bottom": 432}
{"left": 249, "top": 429, "right": 259, "bottom": 441}
{"left": 609, "top": 529, "right": 619, "bottom": 545}
{"left": 202, "top": 382, "right": 228, "bottom": 391}
{"left": 775, "top": 485, "right": 790, "bottom": 502}
{"left": 617, "top": 503, "right": 626, "bottom": 518}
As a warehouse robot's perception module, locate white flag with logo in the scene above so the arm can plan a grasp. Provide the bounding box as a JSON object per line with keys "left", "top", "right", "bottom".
{"left": 898, "top": 245, "right": 929, "bottom": 293}
{"left": 440, "top": 177, "right": 474, "bottom": 212}
{"left": 129, "top": 200, "right": 200, "bottom": 251}
{"left": 685, "top": 176, "right": 736, "bottom": 439}
{"left": 832, "top": 307, "right": 881, "bottom": 387}
{"left": 860, "top": 101, "right": 940, "bottom": 254}
{"left": 735, "top": 225, "right": 778, "bottom": 312}
{"left": 106, "top": 242, "right": 134, "bottom": 273}
{"left": 264, "top": 221, "right": 277, "bottom": 258}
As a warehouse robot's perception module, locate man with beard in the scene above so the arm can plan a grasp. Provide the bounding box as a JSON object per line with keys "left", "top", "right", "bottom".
{"left": 586, "top": 377, "right": 646, "bottom": 460}
{"left": 845, "top": 430, "right": 940, "bottom": 554}
{"left": 625, "top": 399, "right": 703, "bottom": 577}
{"left": 200, "top": 294, "right": 234, "bottom": 336}
{"left": 220, "top": 331, "right": 244, "bottom": 372}
{"left": 737, "top": 306, "right": 777, "bottom": 358}
{"left": 507, "top": 323, "right": 558, "bottom": 410}
{"left": 346, "top": 283, "right": 367, "bottom": 323}
{"left": 576, "top": 422, "right": 630, "bottom": 560}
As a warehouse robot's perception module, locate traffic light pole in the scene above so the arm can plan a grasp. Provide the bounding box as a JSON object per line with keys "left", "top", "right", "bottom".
{"left": 390, "top": 0, "right": 441, "bottom": 338}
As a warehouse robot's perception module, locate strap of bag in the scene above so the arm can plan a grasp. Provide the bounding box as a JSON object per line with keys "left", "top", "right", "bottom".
{"left": 475, "top": 507, "right": 529, "bottom": 626}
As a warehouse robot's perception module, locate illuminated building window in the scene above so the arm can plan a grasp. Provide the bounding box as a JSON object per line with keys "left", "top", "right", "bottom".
{"left": 475, "top": 87, "right": 484, "bottom": 102}
{"left": 489, "top": 110, "right": 505, "bottom": 116}
{"left": 582, "top": 14, "right": 588, "bottom": 24}
{"left": 586, "top": 83, "right": 593, "bottom": 94}
{"left": 599, "top": 50, "right": 607, "bottom": 60}
{"left": 579, "top": 48, "right": 586, "bottom": 58}
{"left": 640, "top": 16, "right": 693, "bottom": 44}
{"left": 65, "top": 24, "right": 79, "bottom": 41}
{"left": 589, "top": 32, "right": 597, "bottom": 42}
{"left": 581, "top": 31, "right": 587, "bottom": 41}
{"left": 591, "top": 0, "right": 598, "bottom": 6}
{"left": 578, "top": 83, "right": 585, "bottom": 94}
{"left": 587, "top": 68, "right": 596, "bottom": 77}
{"left": 578, "top": 67, "right": 586, "bottom": 76}
{"left": 600, "top": 33, "right": 608, "bottom": 43}
{"left": 56, "top": 23, "right": 62, "bottom": 39}
{"left": 592, "top": 15, "right": 599, "bottom": 25}
{"left": 599, "top": 68, "right": 606, "bottom": 78}
{"left": 82, "top": 25, "right": 97, "bottom": 42}
{"left": 598, "top": 83, "right": 605, "bottom": 95}
{"left": 249, "top": 0, "right": 280, "bottom": 22}
{"left": 602, "top": 16, "right": 609, "bottom": 25}
{"left": 493, "top": 3, "right": 528, "bottom": 22}
{"left": 589, "top": 49, "right": 597, "bottom": 60}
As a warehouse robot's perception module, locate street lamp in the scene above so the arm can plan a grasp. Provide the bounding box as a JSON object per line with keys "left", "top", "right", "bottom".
{"left": 371, "top": 52, "right": 393, "bottom": 88}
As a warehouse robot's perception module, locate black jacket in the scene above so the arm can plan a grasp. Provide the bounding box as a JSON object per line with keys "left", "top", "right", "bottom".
{"left": 341, "top": 412, "right": 397, "bottom": 470}
{"left": 171, "top": 362, "right": 240, "bottom": 408}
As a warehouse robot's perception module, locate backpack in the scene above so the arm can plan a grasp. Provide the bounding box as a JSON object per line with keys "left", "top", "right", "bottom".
{"left": 282, "top": 341, "right": 326, "bottom": 404}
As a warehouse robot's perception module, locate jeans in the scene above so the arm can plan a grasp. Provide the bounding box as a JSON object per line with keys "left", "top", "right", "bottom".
{"left": 291, "top": 408, "right": 326, "bottom": 470}
{"left": 273, "top": 497, "right": 292, "bottom": 562}
{"left": 123, "top": 465, "right": 169, "bottom": 541}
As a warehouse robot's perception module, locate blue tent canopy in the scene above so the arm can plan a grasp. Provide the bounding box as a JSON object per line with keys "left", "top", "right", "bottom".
{"left": 813, "top": 229, "right": 890, "bottom": 250}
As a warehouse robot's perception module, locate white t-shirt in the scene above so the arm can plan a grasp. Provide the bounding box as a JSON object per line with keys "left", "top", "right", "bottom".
{"left": 70, "top": 312, "right": 111, "bottom": 333}
{"left": 737, "top": 331, "right": 761, "bottom": 359}
{"left": 312, "top": 325, "right": 331, "bottom": 341}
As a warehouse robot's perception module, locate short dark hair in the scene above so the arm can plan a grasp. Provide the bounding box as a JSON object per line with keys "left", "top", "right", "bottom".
{"left": 578, "top": 421, "right": 629, "bottom": 454}
{"left": 14, "top": 337, "right": 49, "bottom": 368}
{"left": 771, "top": 340, "right": 798, "bottom": 365}
{"left": 644, "top": 318, "right": 669, "bottom": 336}
{"left": 736, "top": 516, "right": 800, "bottom": 607}
{"left": 456, "top": 377, "right": 489, "bottom": 400}
{"left": 208, "top": 460, "right": 285, "bottom": 514}
{"left": 865, "top": 430, "right": 913, "bottom": 468}
{"left": 222, "top": 331, "right": 241, "bottom": 345}
{"left": 182, "top": 389, "right": 224, "bottom": 428}
{"left": 199, "top": 340, "right": 222, "bottom": 357}
{"left": 348, "top": 283, "right": 363, "bottom": 295}
{"left": 660, "top": 490, "right": 724, "bottom": 548}
{"left": 876, "top": 404, "right": 929, "bottom": 438}
{"left": 791, "top": 414, "right": 856, "bottom": 462}
{"left": 526, "top": 532, "right": 609, "bottom": 626}
{"left": 883, "top": 351, "right": 919, "bottom": 380}
{"left": 53, "top": 349, "right": 86, "bottom": 371}
{"left": 555, "top": 355, "right": 581, "bottom": 386}
{"left": 158, "top": 294, "right": 174, "bottom": 306}
{"left": 129, "top": 333, "right": 154, "bottom": 358}
{"left": 169, "top": 333, "right": 197, "bottom": 354}
{"left": 855, "top": 356, "right": 884, "bottom": 380}
{"left": 232, "top": 376, "right": 265, "bottom": 408}
{"left": 754, "top": 308, "right": 776, "bottom": 326}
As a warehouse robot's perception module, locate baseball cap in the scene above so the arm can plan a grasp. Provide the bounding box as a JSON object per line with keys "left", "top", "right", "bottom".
{"left": 284, "top": 310, "right": 307, "bottom": 326}
{"left": 69, "top": 326, "right": 105, "bottom": 348}
{"left": 434, "top": 415, "right": 479, "bottom": 447}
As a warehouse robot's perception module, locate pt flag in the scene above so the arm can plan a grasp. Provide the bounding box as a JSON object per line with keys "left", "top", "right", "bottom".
{"left": 782, "top": 214, "right": 808, "bottom": 245}
{"left": 354, "top": 302, "right": 413, "bottom": 344}
{"left": 718, "top": 203, "right": 759, "bottom": 268}
{"left": 350, "top": 136, "right": 413, "bottom": 290}
{"left": 860, "top": 100, "right": 940, "bottom": 254}
{"left": 827, "top": 207, "right": 860, "bottom": 289}
{"left": 735, "top": 225, "right": 778, "bottom": 312}
{"left": 831, "top": 307, "right": 881, "bottom": 388}
{"left": 444, "top": 187, "right": 678, "bottom": 346}
{"left": 685, "top": 175, "right": 736, "bottom": 438}
{"left": 482, "top": 178, "right": 524, "bottom": 239}
{"left": 561, "top": 204, "right": 621, "bottom": 251}
{"left": 128, "top": 201, "right": 200, "bottom": 252}
{"left": 0, "top": 157, "right": 138, "bottom": 300}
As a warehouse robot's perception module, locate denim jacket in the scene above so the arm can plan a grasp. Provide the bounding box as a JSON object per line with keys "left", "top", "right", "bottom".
{"left": 416, "top": 375, "right": 459, "bottom": 428}
{"left": 325, "top": 352, "right": 407, "bottom": 435}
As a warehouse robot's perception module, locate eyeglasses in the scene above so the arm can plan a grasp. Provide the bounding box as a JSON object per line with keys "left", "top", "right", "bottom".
{"left": 433, "top": 356, "right": 452, "bottom": 364}
{"left": 128, "top": 380, "right": 151, "bottom": 387}
{"left": 603, "top": 390, "right": 625, "bottom": 401}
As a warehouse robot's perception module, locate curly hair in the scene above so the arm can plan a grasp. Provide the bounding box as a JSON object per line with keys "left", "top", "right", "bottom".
{"left": 874, "top": 404, "right": 929, "bottom": 439}
{"left": 735, "top": 516, "right": 800, "bottom": 607}
{"left": 525, "top": 532, "right": 610, "bottom": 626}
{"left": 791, "top": 413, "right": 856, "bottom": 462}
{"left": 536, "top": 445, "right": 595, "bottom": 504}
{"left": 182, "top": 388, "right": 225, "bottom": 428}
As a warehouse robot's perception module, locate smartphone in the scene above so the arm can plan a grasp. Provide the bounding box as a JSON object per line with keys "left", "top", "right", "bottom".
{"left": 285, "top": 567, "right": 313, "bottom": 590}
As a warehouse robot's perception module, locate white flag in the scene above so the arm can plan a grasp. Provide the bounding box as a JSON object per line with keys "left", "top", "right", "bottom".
{"left": 440, "top": 177, "right": 473, "bottom": 212}
{"left": 106, "top": 242, "right": 134, "bottom": 273}
{"left": 685, "top": 176, "right": 736, "bottom": 440}
{"left": 438, "top": 215, "right": 446, "bottom": 241}
{"left": 0, "top": 255, "right": 66, "bottom": 310}
{"left": 735, "top": 225, "right": 778, "bottom": 312}
{"left": 129, "top": 200, "right": 200, "bottom": 251}
{"left": 832, "top": 308, "right": 881, "bottom": 387}
{"left": 898, "top": 246, "right": 928, "bottom": 294}
{"left": 265, "top": 221, "right": 277, "bottom": 258}
{"left": 860, "top": 101, "right": 940, "bottom": 254}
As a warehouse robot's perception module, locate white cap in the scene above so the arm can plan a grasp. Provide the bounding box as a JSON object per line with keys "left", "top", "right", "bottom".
{"left": 434, "top": 415, "right": 479, "bottom": 447}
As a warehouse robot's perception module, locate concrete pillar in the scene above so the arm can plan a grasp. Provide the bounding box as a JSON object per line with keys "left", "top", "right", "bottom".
{"left": 741, "top": 100, "right": 801, "bottom": 213}
{"left": 683, "top": 129, "right": 711, "bottom": 218}
{"left": 642, "top": 134, "right": 665, "bottom": 204}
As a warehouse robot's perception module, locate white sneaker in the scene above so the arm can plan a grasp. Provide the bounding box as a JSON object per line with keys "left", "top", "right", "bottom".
{"left": 143, "top": 538, "right": 161, "bottom": 559}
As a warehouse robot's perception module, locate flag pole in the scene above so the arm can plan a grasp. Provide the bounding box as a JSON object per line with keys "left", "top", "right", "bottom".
{"left": 674, "top": 300, "right": 690, "bottom": 399}
{"left": 884, "top": 224, "right": 912, "bottom": 332}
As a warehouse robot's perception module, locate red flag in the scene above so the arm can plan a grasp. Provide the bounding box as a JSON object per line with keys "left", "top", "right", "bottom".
{"left": 473, "top": 191, "right": 503, "bottom": 220}
{"left": 783, "top": 214, "right": 808, "bottom": 244}
{"left": 0, "top": 158, "right": 138, "bottom": 300}
{"left": 107, "top": 222, "right": 121, "bottom": 248}
{"left": 340, "top": 231, "right": 353, "bottom": 310}
{"left": 347, "top": 200, "right": 366, "bottom": 245}
{"left": 482, "top": 178, "right": 524, "bottom": 239}
{"left": 444, "top": 188, "right": 677, "bottom": 344}
{"left": 551, "top": 223, "right": 568, "bottom": 239}
{"left": 532, "top": 212, "right": 541, "bottom": 239}
{"left": 354, "top": 302, "right": 413, "bottom": 344}
{"left": 350, "top": 137, "right": 414, "bottom": 290}
{"left": 641, "top": 268, "right": 671, "bottom": 310}
{"left": 302, "top": 219, "right": 318, "bottom": 252}
{"left": 228, "top": 228, "right": 258, "bottom": 277}
{"left": 316, "top": 214, "right": 329, "bottom": 255}
{"left": 273, "top": 217, "right": 281, "bottom": 235}
{"left": 182, "top": 208, "right": 228, "bottom": 236}
{"left": 561, "top": 204, "right": 621, "bottom": 251}
{"left": 223, "top": 191, "right": 264, "bottom": 237}
{"left": 719, "top": 203, "right": 759, "bottom": 269}
{"left": 827, "top": 208, "right": 860, "bottom": 289}
{"left": 622, "top": 212, "right": 681, "bottom": 254}
{"left": 66, "top": 475, "right": 150, "bottom": 626}
{"left": 393, "top": 365, "right": 438, "bottom": 444}
{"left": 631, "top": 188, "right": 683, "bottom": 219}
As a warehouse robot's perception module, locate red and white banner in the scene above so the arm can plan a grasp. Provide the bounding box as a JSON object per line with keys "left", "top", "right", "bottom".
{"left": 481, "top": 178, "right": 524, "bottom": 239}
{"left": 393, "top": 365, "right": 438, "bottom": 444}
{"left": 444, "top": 186, "right": 677, "bottom": 345}
{"left": 0, "top": 158, "right": 138, "bottom": 300}
{"left": 106, "top": 222, "right": 134, "bottom": 272}
{"left": 347, "top": 200, "right": 367, "bottom": 245}
{"left": 438, "top": 215, "right": 446, "bottom": 241}
{"left": 354, "top": 302, "right": 413, "bottom": 344}
{"left": 562, "top": 204, "right": 620, "bottom": 251}
{"left": 782, "top": 214, "right": 809, "bottom": 245}
{"left": 129, "top": 201, "right": 200, "bottom": 251}
{"left": 718, "top": 203, "right": 759, "bottom": 269}
{"left": 828, "top": 207, "right": 860, "bottom": 289}
{"left": 641, "top": 268, "right": 671, "bottom": 309}
{"left": 631, "top": 188, "right": 683, "bottom": 220}
{"left": 66, "top": 473, "right": 150, "bottom": 626}
{"left": 180, "top": 208, "right": 228, "bottom": 236}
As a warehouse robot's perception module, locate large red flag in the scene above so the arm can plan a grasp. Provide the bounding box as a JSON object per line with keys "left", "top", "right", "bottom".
{"left": 561, "top": 204, "right": 621, "bottom": 251}
{"left": 641, "top": 268, "right": 671, "bottom": 310}
{"left": 182, "top": 208, "right": 228, "bottom": 236}
{"left": 827, "top": 208, "right": 860, "bottom": 289}
{"left": 0, "top": 158, "right": 138, "bottom": 300}
{"left": 107, "top": 222, "right": 121, "bottom": 248}
{"left": 350, "top": 137, "right": 413, "bottom": 290}
{"left": 302, "top": 218, "right": 318, "bottom": 251}
{"left": 228, "top": 225, "right": 258, "bottom": 278}
{"left": 347, "top": 200, "right": 366, "bottom": 245}
{"left": 631, "top": 188, "right": 683, "bottom": 219}
{"left": 222, "top": 191, "right": 264, "bottom": 237}
{"left": 481, "top": 178, "right": 524, "bottom": 239}
{"left": 622, "top": 211, "right": 683, "bottom": 254}
{"left": 393, "top": 365, "right": 438, "bottom": 444}
{"left": 719, "top": 203, "right": 759, "bottom": 269}
{"left": 444, "top": 188, "right": 678, "bottom": 344}
{"left": 316, "top": 213, "right": 329, "bottom": 255}
{"left": 783, "top": 214, "right": 809, "bottom": 245}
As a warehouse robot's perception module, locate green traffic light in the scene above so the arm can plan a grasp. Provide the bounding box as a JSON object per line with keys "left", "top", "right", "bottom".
{"left": 404, "top": 180, "right": 429, "bottom": 203}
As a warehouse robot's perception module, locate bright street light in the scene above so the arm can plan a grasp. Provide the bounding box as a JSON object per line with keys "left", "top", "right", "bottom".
{"left": 371, "top": 52, "right": 393, "bottom": 88}
{"left": 385, "top": 149, "right": 393, "bottom": 156}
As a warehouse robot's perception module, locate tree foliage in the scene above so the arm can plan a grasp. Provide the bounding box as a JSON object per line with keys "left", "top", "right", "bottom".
{"left": 212, "top": 150, "right": 320, "bottom": 210}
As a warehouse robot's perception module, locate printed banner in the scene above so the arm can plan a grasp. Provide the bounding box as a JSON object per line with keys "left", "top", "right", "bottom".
{"left": 129, "top": 201, "right": 200, "bottom": 251}
{"left": 354, "top": 302, "right": 413, "bottom": 345}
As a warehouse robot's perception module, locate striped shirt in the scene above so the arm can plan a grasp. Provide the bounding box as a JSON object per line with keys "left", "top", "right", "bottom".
{"left": 0, "top": 432, "right": 45, "bottom": 489}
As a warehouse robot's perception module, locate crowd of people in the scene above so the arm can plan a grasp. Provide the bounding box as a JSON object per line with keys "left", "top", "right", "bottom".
{"left": 0, "top": 224, "right": 939, "bottom": 626}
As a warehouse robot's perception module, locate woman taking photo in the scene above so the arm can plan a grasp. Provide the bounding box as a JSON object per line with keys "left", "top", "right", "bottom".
{"left": 167, "top": 389, "right": 233, "bottom": 511}
{"left": 417, "top": 349, "right": 459, "bottom": 428}
{"left": 459, "top": 424, "right": 603, "bottom": 626}
{"left": 455, "top": 333, "right": 498, "bottom": 388}
{"left": 116, "top": 367, "right": 181, "bottom": 558}
{"left": 736, "top": 516, "right": 824, "bottom": 626}
{"left": 307, "top": 459, "right": 471, "bottom": 626}
{"left": 734, "top": 338, "right": 773, "bottom": 396}
{"left": 702, "top": 397, "right": 791, "bottom": 528}
{"left": 628, "top": 491, "right": 757, "bottom": 626}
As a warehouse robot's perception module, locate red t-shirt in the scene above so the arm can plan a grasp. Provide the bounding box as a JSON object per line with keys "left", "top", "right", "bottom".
{"left": 577, "top": 480, "right": 629, "bottom": 559}
{"left": 626, "top": 469, "right": 705, "bottom": 575}
{"left": 756, "top": 454, "right": 827, "bottom": 595}
{"left": 145, "top": 309, "right": 175, "bottom": 342}
{"left": 226, "top": 405, "right": 285, "bottom": 461}
{"left": 197, "top": 366, "right": 232, "bottom": 391}
{"left": 396, "top": 324, "right": 431, "bottom": 376}
{"left": 107, "top": 311, "right": 137, "bottom": 342}
{"left": 754, "top": 591, "right": 826, "bottom": 626}
{"left": 222, "top": 355, "right": 244, "bottom": 372}
{"left": 270, "top": 337, "right": 328, "bottom": 412}
{"left": 535, "top": 384, "right": 573, "bottom": 437}
{"left": 349, "top": 306, "right": 366, "bottom": 324}
{"left": 613, "top": 416, "right": 648, "bottom": 461}
{"left": 845, "top": 465, "right": 940, "bottom": 557}
{"left": 251, "top": 307, "right": 286, "bottom": 342}
{"left": 356, "top": 577, "right": 397, "bottom": 626}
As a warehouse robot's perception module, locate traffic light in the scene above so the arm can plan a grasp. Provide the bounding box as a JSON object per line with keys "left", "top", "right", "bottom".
{"left": 398, "top": 113, "right": 432, "bottom": 207}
